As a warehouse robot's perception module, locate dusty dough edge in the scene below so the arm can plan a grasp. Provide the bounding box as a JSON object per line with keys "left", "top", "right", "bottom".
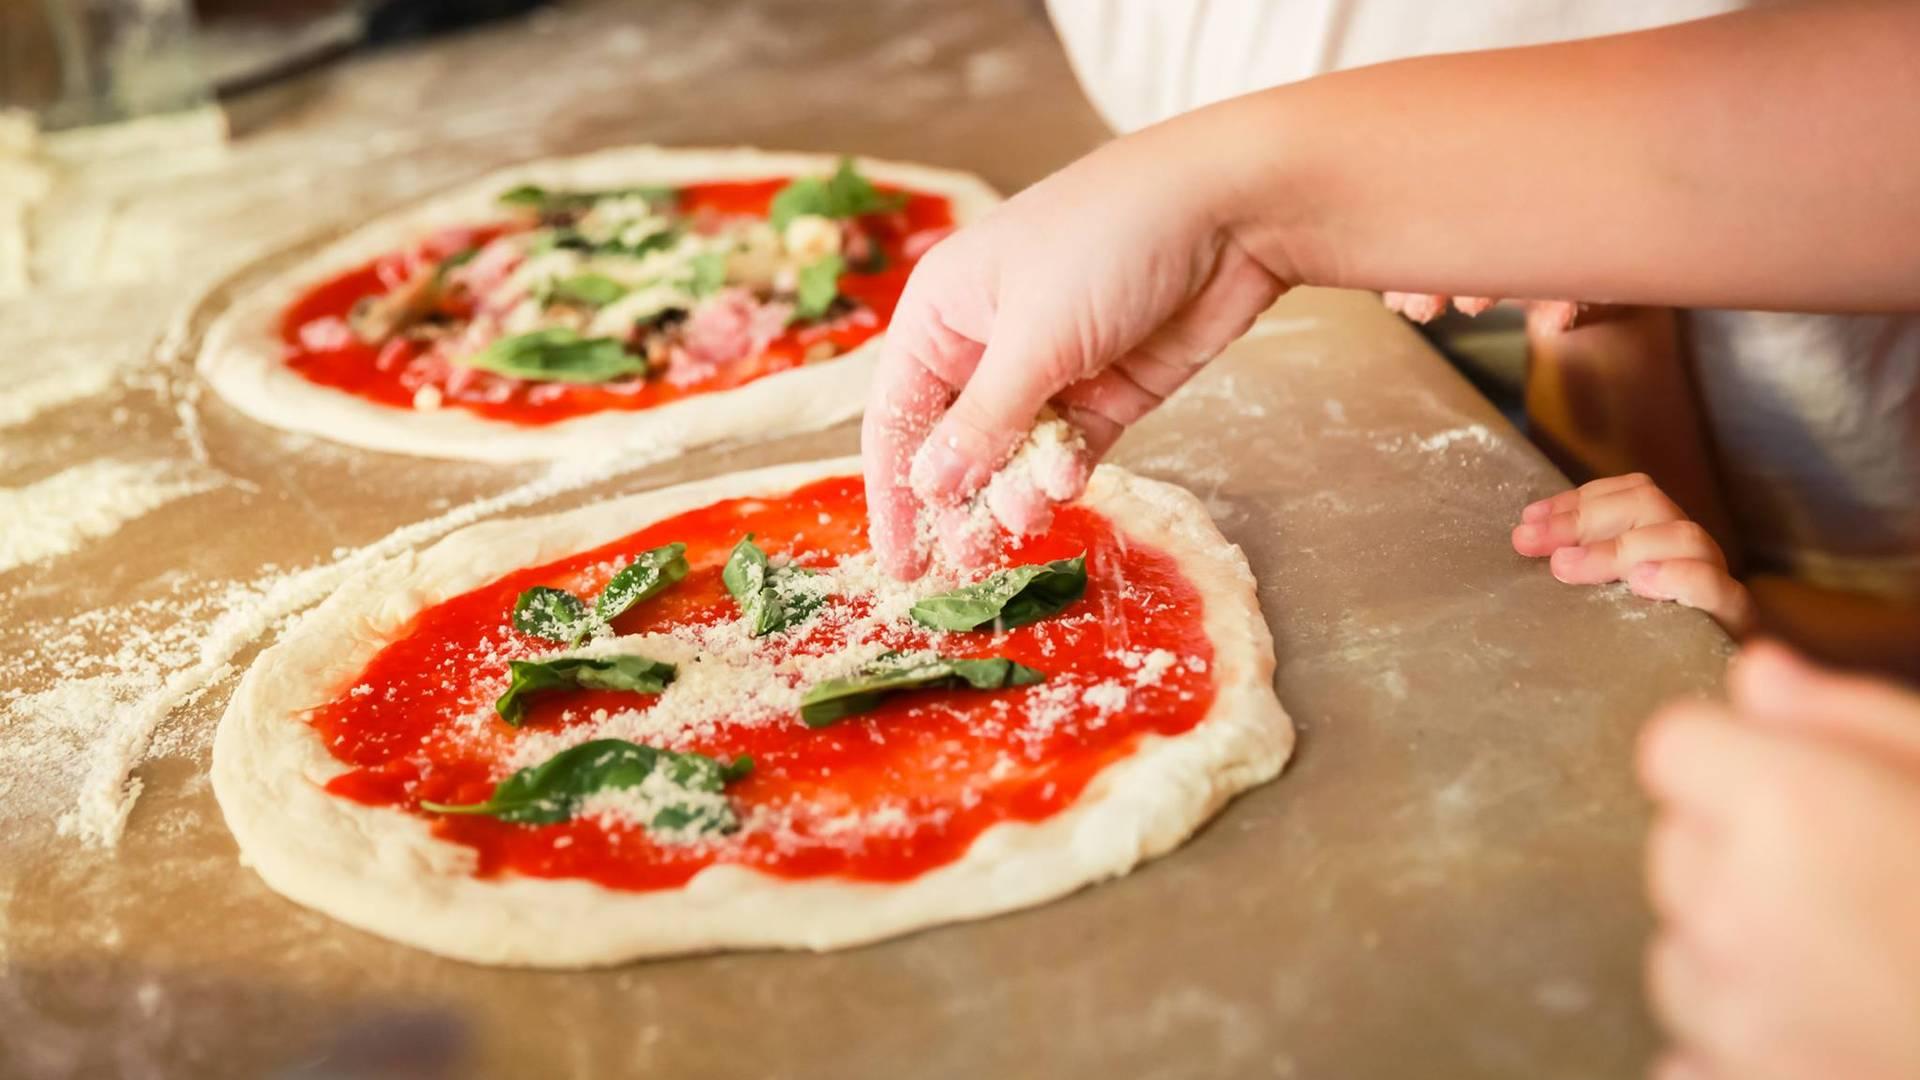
{"left": 210, "top": 458, "right": 1295, "bottom": 967}
{"left": 196, "top": 146, "right": 1002, "bottom": 462}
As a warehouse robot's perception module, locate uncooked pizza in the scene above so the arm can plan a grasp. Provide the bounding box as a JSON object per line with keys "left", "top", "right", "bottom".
{"left": 212, "top": 458, "right": 1292, "bottom": 966}
{"left": 198, "top": 148, "right": 999, "bottom": 461}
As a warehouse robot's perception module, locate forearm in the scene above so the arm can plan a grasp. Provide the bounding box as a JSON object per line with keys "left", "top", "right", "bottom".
{"left": 1204, "top": 0, "right": 1920, "bottom": 311}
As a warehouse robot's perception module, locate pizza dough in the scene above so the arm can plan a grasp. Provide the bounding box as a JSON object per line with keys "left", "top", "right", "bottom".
{"left": 197, "top": 147, "right": 1000, "bottom": 462}
{"left": 211, "top": 458, "right": 1293, "bottom": 966}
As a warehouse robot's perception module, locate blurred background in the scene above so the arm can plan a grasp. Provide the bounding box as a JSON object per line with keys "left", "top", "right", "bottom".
{"left": 2, "top": 0, "right": 555, "bottom": 130}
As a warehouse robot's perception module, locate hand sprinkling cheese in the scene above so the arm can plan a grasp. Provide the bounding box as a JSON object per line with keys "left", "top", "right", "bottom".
{"left": 902, "top": 415, "right": 1092, "bottom": 571}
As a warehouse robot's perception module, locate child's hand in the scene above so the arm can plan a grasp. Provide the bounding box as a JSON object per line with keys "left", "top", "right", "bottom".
{"left": 861, "top": 119, "right": 1285, "bottom": 579}
{"left": 1382, "top": 293, "right": 1589, "bottom": 332}
{"left": 1639, "top": 643, "right": 1920, "bottom": 1080}
{"left": 1512, "top": 473, "right": 1755, "bottom": 635}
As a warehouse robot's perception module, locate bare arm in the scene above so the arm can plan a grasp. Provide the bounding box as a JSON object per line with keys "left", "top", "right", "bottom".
{"left": 865, "top": 0, "right": 1920, "bottom": 577}
{"left": 1219, "top": 0, "right": 1920, "bottom": 310}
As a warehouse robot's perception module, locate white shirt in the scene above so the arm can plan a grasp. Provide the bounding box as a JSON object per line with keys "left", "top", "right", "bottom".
{"left": 1049, "top": 0, "right": 1920, "bottom": 598}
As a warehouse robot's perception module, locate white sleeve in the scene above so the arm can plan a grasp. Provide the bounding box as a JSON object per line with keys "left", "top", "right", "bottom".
{"left": 1045, "top": 0, "right": 1751, "bottom": 133}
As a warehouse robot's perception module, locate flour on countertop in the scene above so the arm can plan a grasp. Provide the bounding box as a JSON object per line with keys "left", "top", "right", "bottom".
{"left": 1393, "top": 424, "right": 1500, "bottom": 454}
{"left": 0, "top": 580, "right": 260, "bottom": 833}
{"left": 0, "top": 460, "right": 216, "bottom": 574}
{"left": 11, "top": 445, "right": 674, "bottom": 847}
{"left": 0, "top": 363, "right": 123, "bottom": 428}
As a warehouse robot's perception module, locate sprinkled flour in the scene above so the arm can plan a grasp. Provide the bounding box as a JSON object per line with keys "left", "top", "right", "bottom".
{"left": 0, "top": 362, "right": 122, "bottom": 428}
{"left": 5, "top": 446, "right": 677, "bottom": 847}
{"left": 1378, "top": 423, "right": 1501, "bottom": 455}
{"left": 0, "top": 460, "right": 215, "bottom": 573}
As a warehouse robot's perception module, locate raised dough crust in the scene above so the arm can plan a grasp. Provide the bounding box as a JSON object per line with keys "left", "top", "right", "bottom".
{"left": 197, "top": 147, "right": 1001, "bottom": 462}
{"left": 210, "top": 459, "right": 1294, "bottom": 966}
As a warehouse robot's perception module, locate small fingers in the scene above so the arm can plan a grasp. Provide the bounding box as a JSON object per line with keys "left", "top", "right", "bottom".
{"left": 1549, "top": 520, "right": 1726, "bottom": 585}
{"left": 1521, "top": 472, "right": 1653, "bottom": 524}
{"left": 1384, "top": 293, "right": 1498, "bottom": 319}
{"left": 1513, "top": 479, "right": 1685, "bottom": 555}
{"left": 1527, "top": 299, "right": 1584, "bottom": 334}
{"left": 1628, "top": 559, "right": 1756, "bottom": 636}
{"left": 1384, "top": 291, "right": 1449, "bottom": 323}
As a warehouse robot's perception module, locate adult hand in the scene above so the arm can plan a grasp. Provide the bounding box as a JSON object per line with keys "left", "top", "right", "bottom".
{"left": 861, "top": 122, "right": 1285, "bottom": 579}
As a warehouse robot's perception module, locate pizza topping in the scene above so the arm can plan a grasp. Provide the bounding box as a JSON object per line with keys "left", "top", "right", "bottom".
{"left": 296, "top": 316, "right": 356, "bottom": 352}
{"left": 345, "top": 159, "right": 892, "bottom": 390}
{"left": 595, "top": 543, "right": 691, "bottom": 622}
{"left": 669, "top": 289, "right": 793, "bottom": 388}
{"left": 909, "top": 554, "right": 1089, "bottom": 631}
{"left": 767, "top": 158, "right": 905, "bottom": 231}
{"left": 798, "top": 652, "right": 1047, "bottom": 728}
{"left": 457, "top": 327, "right": 647, "bottom": 384}
{"left": 781, "top": 214, "right": 842, "bottom": 265}
{"left": 497, "top": 183, "right": 676, "bottom": 218}
{"left": 512, "top": 585, "right": 591, "bottom": 645}
{"left": 509, "top": 543, "right": 687, "bottom": 646}
{"left": 791, "top": 254, "right": 845, "bottom": 323}
{"left": 495, "top": 655, "right": 677, "bottom": 726}
{"left": 282, "top": 167, "right": 954, "bottom": 425}
{"left": 722, "top": 534, "right": 825, "bottom": 637}
{"left": 312, "top": 477, "right": 1216, "bottom": 892}
{"left": 422, "top": 737, "right": 751, "bottom": 840}
{"left": 537, "top": 271, "right": 628, "bottom": 308}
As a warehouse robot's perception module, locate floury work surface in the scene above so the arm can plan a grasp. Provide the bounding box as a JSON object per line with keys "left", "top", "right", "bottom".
{"left": 0, "top": 1, "right": 1728, "bottom": 1077}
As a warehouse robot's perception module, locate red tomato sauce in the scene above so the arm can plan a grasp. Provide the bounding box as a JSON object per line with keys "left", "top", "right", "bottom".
{"left": 278, "top": 180, "right": 954, "bottom": 426}
{"left": 311, "top": 476, "right": 1217, "bottom": 890}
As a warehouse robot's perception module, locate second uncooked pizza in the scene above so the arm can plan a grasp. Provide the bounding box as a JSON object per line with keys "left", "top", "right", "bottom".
{"left": 198, "top": 147, "right": 1000, "bottom": 461}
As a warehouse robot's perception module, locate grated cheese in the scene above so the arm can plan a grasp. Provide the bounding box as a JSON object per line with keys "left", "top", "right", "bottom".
{"left": 576, "top": 768, "right": 734, "bottom": 845}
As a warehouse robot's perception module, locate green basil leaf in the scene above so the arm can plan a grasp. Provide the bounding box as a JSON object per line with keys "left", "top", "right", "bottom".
{"left": 435, "top": 246, "right": 480, "bottom": 277}
{"left": 420, "top": 738, "right": 752, "bottom": 831}
{"left": 595, "top": 543, "right": 690, "bottom": 622}
{"left": 686, "top": 250, "right": 729, "bottom": 296}
{"left": 799, "top": 652, "right": 1047, "bottom": 728}
{"left": 459, "top": 328, "right": 647, "bottom": 383}
{"left": 542, "top": 272, "right": 628, "bottom": 308}
{"left": 767, "top": 158, "right": 906, "bottom": 232}
{"left": 512, "top": 586, "right": 591, "bottom": 644}
{"left": 909, "top": 554, "right": 1089, "bottom": 632}
{"left": 500, "top": 183, "right": 677, "bottom": 216}
{"left": 533, "top": 225, "right": 678, "bottom": 260}
{"left": 494, "top": 654, "right": 676, "bottom": 726}
{"left": 792, "top": 253, "right": 844, "bottom": 322}
{"left": 721, "top": 535, "right": 823, "bottom": 637}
